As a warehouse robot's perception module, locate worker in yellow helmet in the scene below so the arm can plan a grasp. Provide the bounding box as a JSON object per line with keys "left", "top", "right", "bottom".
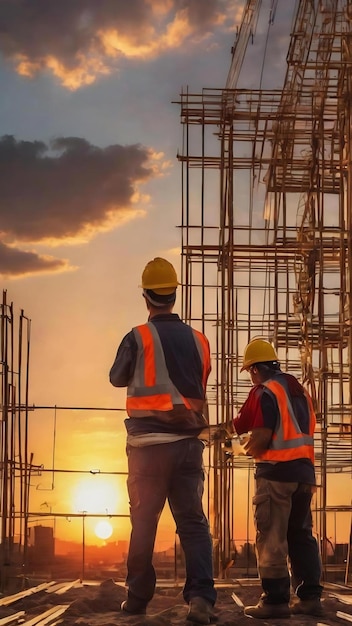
{"left": 109, "top": 257, "right": 216, "bottom": 624}
{"left": 231, "top": 338, "right": 323, "bottom": 619}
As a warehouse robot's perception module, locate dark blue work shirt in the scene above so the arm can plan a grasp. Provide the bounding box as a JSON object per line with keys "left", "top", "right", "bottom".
{"left": 109, "top": 313, "right": 210, "bottom": 436}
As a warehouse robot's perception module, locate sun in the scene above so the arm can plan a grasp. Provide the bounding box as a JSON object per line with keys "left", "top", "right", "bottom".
{"left": 95, "top": 520, "right": 113, "bottom": 540}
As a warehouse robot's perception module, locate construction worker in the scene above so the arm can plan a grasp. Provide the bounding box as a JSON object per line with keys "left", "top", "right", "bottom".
{"left": 109, "top": 257, "right": 216, "bottom": 625}
{"left": 232, "top": 338, "right": 323, "bottom": 619}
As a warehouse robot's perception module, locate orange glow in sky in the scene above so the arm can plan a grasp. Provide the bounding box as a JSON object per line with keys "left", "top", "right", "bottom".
{"left": 71, "top": 477, "right": 121, "bottom": 515}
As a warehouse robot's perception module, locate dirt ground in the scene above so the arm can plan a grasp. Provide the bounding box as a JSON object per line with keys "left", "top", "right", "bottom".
{"left": 0, "top": 578, "right": 351, "bottom": 626}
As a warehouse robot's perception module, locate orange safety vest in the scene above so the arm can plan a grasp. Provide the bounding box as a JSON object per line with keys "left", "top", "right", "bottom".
{"left": 126, "top": 322, "right": 210, "bottom": 418}
{"left": 258, "top": 378, "right": 316, "bottom": 463}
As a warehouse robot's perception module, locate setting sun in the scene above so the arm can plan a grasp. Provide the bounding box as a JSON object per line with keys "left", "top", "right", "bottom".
{"left": 95, "top": 520, "right": 113, "bottom": 540}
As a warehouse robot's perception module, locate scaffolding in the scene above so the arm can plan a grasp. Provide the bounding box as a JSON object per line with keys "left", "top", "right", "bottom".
{"left": 0, "top": 291, "right": 41, "bottom": 585}
{"left": 177, "top": 0, "right": 352, "bottom": 580}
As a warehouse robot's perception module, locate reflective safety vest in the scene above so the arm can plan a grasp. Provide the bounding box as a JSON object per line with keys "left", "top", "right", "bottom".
{"left": 258, "top": 378, "right": 316, "bottom": 463}
{"left": 126, "top": 322, "right": 210, "bottom": 418}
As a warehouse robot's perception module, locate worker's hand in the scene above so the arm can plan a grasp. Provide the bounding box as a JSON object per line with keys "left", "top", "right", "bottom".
{"left": 211, "top": 424, "right": 233, "bottom": 441}
{"left": 243, "top": 428, "right": 273, "bottom": 457}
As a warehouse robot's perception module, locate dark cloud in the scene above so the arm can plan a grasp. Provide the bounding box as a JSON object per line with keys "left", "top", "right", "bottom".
{"left": 0, "top": 0, "right": 230, "bottom": 88}
{"left": 0, "top": 134, "right": 154, "bottom": 243}
{"left": 0, "top": 133, "right": 157, "bottom": 277}
{"left": 0, "top": 241, "right": 70, "bottom": 277}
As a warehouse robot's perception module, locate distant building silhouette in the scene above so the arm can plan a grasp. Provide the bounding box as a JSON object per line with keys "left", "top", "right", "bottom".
{"left": 28, "top": 525, "right": 55, "bottom": 567}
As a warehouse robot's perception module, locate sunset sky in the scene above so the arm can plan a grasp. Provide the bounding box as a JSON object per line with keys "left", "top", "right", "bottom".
{"left": 3, "top": 1, "right": 346, "bottom": 550}
{"left": 0, "top": 0, "right": 236, "bottom": 546}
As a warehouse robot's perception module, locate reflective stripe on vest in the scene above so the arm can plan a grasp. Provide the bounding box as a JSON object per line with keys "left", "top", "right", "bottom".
{"left": 126, "top": 322, "right": 208, "bottom": 416}
{"left": 192, "top": 328, "right": 211, "bottom": 389}
{"left": 259, "top": 378, "right": 315, "bottom": 463}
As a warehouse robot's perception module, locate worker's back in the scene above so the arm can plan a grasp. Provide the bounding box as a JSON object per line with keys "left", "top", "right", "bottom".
{"left": 125, "top": 312, "right": 210, "bottom": 436}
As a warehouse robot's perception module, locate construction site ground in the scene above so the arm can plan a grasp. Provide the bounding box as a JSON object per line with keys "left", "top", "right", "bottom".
{"left": 0, "top": 578, "right": 351, "bottom": 626}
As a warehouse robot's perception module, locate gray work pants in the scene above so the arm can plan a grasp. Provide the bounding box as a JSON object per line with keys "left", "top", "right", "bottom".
{"left": 253, "top": 477, "right": 323, "bottom": 602}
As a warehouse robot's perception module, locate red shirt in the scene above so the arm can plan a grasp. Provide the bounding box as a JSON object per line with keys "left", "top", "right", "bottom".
{"left": 232, "top": 373, "right": 316, "bottom": 484}
{"left": 233, "top": 385, "right": 265, "bottom": 435}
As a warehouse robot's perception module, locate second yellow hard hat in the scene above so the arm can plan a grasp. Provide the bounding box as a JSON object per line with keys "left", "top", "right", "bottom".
{"left": 241, "top": 338, "right": 278, "bottom": 372}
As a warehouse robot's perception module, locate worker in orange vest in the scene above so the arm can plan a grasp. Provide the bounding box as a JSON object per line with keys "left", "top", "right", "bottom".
{"left": 233, "top": 338, "right": 323, "bottom": 619}
{"left": 109, "top": 257, "right": 216, "bottom": 624}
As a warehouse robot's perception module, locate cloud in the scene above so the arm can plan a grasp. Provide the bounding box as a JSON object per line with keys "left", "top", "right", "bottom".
{"left": 0, "top": 241, "right": 72, "bottom": 278}
{"left": 0, "top": 134, "right": 163, "bottom": 277}
{"left": 0, "top": 0, "right": 233, "bottom": 89}
{"left": 0, "top": 134, "right": 157, "bottom": 245}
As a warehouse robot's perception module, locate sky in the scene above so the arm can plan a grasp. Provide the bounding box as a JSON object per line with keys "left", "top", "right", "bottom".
{"left": 0, "top": 0, "right": 247, "bottom": 546}
{"left": 3, "top": 0, "right": 348, "bottom": 550}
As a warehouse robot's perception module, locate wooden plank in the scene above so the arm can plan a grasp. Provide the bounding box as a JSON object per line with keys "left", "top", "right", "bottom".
{"left": 336, "top": 611, "right": 352, "bottom": 623}
{"left": 231, "top": 592, "right": 244, "bottom": 607}
{"left": 329, "top": 593, "right": 352, "bottom": 605}
{"left": 30, "top": 606, "right": 69, "bottom": 626}
{"left": 0, "top": 611, "right": 25, "bottom": 625}
{"left": 46, "top": 578, "right": 80, "bottom": 595}
{"left": 21, "top": 605, "right": 69, "bottom": 626}
{"left": 0, "top": 582, "right": 57, "bottom": 606}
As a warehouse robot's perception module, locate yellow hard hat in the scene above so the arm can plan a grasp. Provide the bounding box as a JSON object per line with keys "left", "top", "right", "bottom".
{"left": 141, "top": 257, "right": 179, "bottom": 295}
{"left": 241, "top": 338, "right": 278, "bottom": 372}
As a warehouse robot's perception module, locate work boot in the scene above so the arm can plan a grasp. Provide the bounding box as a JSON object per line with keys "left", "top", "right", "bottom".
{"left": 121, "top": 600, "right": 147, "bottom": 615}
{"left": 187, "top": 596, "right": 215, "bottom": 624}
{"left": 290, "top": 597, "right": 324, "bottom": 616}
{"left": 244, "top": 598, "right": 290, "bottom": 619}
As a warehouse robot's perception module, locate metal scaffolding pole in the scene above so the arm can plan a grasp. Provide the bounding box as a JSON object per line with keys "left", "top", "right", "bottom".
{"left": 0, "top": 291, "right": 33, "bottom": 589}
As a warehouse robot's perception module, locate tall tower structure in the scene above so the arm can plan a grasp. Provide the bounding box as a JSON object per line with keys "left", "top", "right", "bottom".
{"left": 177, "top": 0, "right": 352, "bottom": 578}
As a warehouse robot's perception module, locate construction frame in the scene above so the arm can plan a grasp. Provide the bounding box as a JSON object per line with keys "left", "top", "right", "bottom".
{"left": 177, "top": 0, "right": 352, "bottom": 581}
